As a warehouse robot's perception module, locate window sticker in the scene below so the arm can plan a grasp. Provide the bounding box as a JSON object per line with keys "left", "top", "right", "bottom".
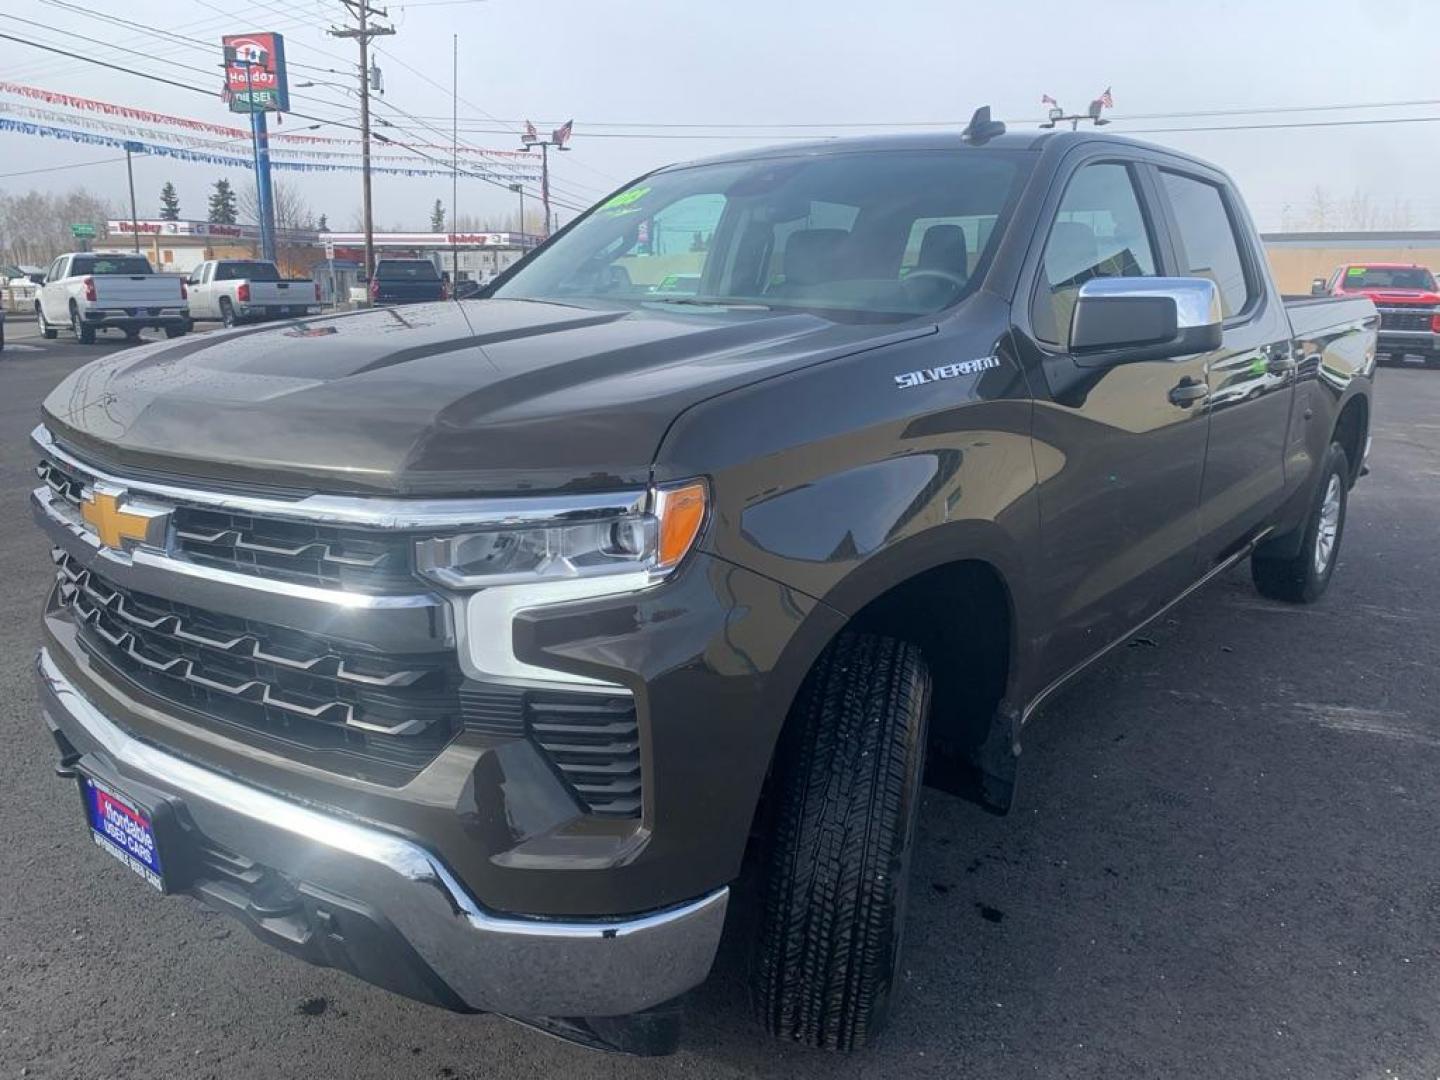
{"left": 600, "top": 186, "right": 651, "bottom": 216}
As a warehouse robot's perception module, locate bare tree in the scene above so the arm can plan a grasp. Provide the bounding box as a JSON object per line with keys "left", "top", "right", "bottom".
{"left": 0, "top": 187, "right": 114, "bottom": 266}
{"left": 240, "top": 179, "right": 316, "bottom": 232}
{"left": 1297, "top": 186, "right": 1421, "bottom": 232}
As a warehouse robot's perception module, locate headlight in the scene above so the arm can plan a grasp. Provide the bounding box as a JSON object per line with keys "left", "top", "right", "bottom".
{"left": 414, "top": 480, "right": 707, "bottom": 590}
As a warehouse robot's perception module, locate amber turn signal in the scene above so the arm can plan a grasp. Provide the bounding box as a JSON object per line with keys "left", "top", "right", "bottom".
{"left": 655, "top": 481, "right": 707, "bottom": 569}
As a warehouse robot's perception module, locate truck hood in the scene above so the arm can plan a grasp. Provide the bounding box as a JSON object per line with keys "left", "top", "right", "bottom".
{"left": 1341, "top": 287, "right": 1440, "bottom": 305}
{"left": 42, "top": 299, "right": 930, "bottom": 495}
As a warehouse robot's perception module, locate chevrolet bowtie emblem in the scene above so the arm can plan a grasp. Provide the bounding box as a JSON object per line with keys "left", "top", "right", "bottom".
{"left": 79, "top": 485, "right": 169, "bottom": 552}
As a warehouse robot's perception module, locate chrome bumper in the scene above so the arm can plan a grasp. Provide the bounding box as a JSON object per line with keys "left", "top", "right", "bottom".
{"left": 36, "top": 648, "right": 727, "bottom": 1017}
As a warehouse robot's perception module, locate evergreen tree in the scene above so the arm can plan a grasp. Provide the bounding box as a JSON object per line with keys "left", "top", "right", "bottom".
{"left": 158, "top": 181, "right": 181, "bottom": 221}
{"left": 207, "top": 178, "right": 238, "bottom": 225}
{"left": 430, "top": 199, "right": 445, "bottom": 232}
{"left": 317, "top": 213, "right": 329, "bottom": 232}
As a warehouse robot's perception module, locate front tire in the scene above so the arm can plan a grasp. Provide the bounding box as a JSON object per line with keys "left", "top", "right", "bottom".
{"left": 1252, "top": 443, "right": 1349, "bottom": 604}
{"left": 36, "top": 304, "right": 57, "bottom": 339}
{"left": 754, "top": 632, "right": 932, "bottom": 1051}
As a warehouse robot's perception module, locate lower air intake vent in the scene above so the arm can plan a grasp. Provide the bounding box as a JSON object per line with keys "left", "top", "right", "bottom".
{"left": 526, "top": 691, "right": 642, "bottom": 819}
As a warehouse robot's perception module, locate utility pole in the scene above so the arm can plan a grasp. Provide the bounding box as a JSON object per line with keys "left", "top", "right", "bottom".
{"left": 330, "top": 1, "right": 394, "bottom": 295}
{"left": 123, "top": 142, "right": 142, "bottom": 253}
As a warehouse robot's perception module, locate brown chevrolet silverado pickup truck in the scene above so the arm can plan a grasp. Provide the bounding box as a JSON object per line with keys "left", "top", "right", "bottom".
{"left": 32, "top": 121, "right": 1376, "bottom": 1054}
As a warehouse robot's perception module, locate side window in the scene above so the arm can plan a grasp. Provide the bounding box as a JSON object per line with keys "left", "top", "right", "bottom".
{"left": 50, "top": 258, "right": 66, "bottom": 281}
{"left": 1032, "top": 162, "right": 1158, "bottom": 346}
{"left": 1160, "top": 171, "right": 1253, "bottom": 319}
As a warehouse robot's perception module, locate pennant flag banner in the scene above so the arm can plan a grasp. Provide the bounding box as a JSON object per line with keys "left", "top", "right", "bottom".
{"left": 0, "top": 80, "right": 534, "bottom": 159}
{"left": 0, "top": 103, "right": 537, "bottom": 174}
{"left": 0, "top": 118, "right": 541, "bottom": 181}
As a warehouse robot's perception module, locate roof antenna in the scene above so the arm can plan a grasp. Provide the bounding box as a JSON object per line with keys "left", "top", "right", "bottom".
{"left": 962, "top": 105, "right": 1006, "bottom": 144}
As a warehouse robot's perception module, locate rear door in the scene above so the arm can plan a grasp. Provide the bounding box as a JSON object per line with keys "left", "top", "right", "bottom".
{"left": 1151, "top": 164, "right": 1296, "bottom": 562}
{"left": 1015, "top": 152, "right": 1212, "bottom": 690}
{"left": 40, "top": 256, "right": 69, "bottom": 322}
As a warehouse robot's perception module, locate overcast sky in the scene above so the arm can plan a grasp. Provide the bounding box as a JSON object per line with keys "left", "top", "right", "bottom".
{"left": 1, "top": 0, "right": 1437, "bottom": 233}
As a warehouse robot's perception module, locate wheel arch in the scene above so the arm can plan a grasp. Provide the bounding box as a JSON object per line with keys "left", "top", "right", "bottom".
{"left": 1332, "top": 392, "right": 1369, "bottom": 486}
{"left": 757, "top": 532, "right": 1029, "bottom": 822}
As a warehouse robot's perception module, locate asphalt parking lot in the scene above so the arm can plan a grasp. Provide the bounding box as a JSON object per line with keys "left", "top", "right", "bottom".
{"left": 0, "top": 320, "right": 1437, "bottom": 1079}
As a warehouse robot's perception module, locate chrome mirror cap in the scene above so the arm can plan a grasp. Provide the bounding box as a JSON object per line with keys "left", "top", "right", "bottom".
{"left": 1074, "top": 276, "right": 1222, "bottom": 330}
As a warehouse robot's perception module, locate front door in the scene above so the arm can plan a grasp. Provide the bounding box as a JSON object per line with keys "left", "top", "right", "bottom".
{"left": 1016, "top": 158, "right": 1211, "bottom": 694}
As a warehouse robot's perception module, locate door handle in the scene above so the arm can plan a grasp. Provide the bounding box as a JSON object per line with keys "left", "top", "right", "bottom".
{"left": 1267, "top": 352, "right": 1298, "bottom": 376}
{"left": 1168, "top": 378, "right": 1209, "bottom": 407}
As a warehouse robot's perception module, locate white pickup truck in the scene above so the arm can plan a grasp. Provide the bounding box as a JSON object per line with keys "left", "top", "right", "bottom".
{"left": 35, "top": 252, "right": 189, "bottom": 344}
{"left": 186, "top": 260, "right": 321, "bottom": 327}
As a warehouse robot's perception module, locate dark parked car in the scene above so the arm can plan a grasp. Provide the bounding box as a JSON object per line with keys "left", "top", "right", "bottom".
{"left": 369, "top": 258, "right": 447, "bottom": 304}
{"left": 31, "top": 123, "right": 1375, "bottom": 1056}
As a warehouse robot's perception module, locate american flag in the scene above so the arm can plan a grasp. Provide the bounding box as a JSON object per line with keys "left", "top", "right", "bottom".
{"left": 522, "top": 119, "right": 538, "bottom": 144}
{"left": 551, "top": 119, "right": 573, "bottom": 147}
{"left": 1041, "top": 94, "right": 1058, "bottom": 107}
{"left": 1098, "top": 86, "right": 1114, "bottom": 109}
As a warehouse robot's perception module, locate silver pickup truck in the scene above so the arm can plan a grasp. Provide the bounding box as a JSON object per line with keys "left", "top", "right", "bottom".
{"left": 186, "top": 260, "right": 321, "bottom": 327}
{"left": 35, "top": 252, "right": 189, "bottom": 344}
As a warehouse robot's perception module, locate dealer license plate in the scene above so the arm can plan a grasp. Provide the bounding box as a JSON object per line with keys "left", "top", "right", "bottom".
{"left": 82, "top": 777, "right": 165, "bottom": 892}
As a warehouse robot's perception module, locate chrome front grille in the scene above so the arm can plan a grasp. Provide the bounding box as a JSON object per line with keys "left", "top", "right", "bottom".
{"left": 55, "top": 551, "right": 462, "bottom": 782}
{"left": 32, "top": 424, "right": 647, "bottom": 813}
{"left": 172, "top": 507, "right": 416, "bottom": 593}
{"left": 37, "top": 455, "right": 415, "bottom": 594}
{"left": 1377, "top": 307, "right": 1436, "bottom": 333}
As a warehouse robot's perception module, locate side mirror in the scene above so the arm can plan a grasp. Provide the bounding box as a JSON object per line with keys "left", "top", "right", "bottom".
{"left": 1310, "top": 277, "right": 1327, "bottom": 296}
{"left": 1069, "top": 277, "right": 1223, "bottom": 365}
{"left": 30, "top": 274, "right": 46, "bottom": 285}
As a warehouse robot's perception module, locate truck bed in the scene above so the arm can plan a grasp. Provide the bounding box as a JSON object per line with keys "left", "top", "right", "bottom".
{"left": 1284, "top": 295, "right": 1377, "bottom": 339}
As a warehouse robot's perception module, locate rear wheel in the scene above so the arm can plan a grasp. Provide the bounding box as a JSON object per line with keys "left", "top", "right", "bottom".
{"left": 1252, "top": 443, "right": 1349, "bottom": 604}
{"left": 219, "top": 298, "right": 237, "bottom": 328}
{"left": 753, "top": 632, "right": 932, "bottom": 1051}
{"left": 164, "top": 322, "right": 189, "bottom": 339}
{"left": 36, "top": 304, "right": 57, "bottom": 339}
{"left": 70, "top": 304, "right": 95, "bottom": 345}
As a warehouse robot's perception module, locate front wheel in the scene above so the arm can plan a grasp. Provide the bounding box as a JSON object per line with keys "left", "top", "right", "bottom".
{"left": 753, "top": 632, "right": 932, "bottom": 1051}
{"left": 36, "top": 304, "right": 57, "bottom": 339}
{"left": 1252, "top": 443, "right": 1349, "bottom": 604}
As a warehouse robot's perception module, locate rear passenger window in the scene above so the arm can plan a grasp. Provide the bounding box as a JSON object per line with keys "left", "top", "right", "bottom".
{"left": 1032, "top": 162, "right": 1158, "bottom": 346}
{"left": 1161, "top": 171, "right": 1253, "bottom": 319}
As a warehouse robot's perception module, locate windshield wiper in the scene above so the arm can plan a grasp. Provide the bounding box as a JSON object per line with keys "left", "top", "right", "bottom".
{"left": 643, "top": 296, "right": 774, "bottom": 310}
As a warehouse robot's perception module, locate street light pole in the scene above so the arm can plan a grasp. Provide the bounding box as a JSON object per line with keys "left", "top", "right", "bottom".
{"left": 519, "top": 120, "right": 572, "bottom": 238}
{"left": 508, "top": 182, "right": 524, "bottom": 243}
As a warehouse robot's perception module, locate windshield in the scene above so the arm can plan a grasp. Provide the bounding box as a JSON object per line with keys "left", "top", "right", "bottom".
{"left": 73, "top": 255, "right": 152, "bottom": 276}
{"left": 216, "top": 261, "right": 281, "bottom": 282}
{"left": 494, "top": 149, "right": 1028, "bottom": 319}
{"left": 1342, "top": 266, "right": 1437, "bottom": 291}
{"left": 377, "top": 260, "right": 440, "bottom": 280}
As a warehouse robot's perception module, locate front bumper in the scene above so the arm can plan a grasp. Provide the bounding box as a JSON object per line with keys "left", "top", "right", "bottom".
{"left": 35, "top": 647, "right": 727, "bottom": 1019}
{"left": 1376, "top": 328, "right": 1440, "bottom": 355}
